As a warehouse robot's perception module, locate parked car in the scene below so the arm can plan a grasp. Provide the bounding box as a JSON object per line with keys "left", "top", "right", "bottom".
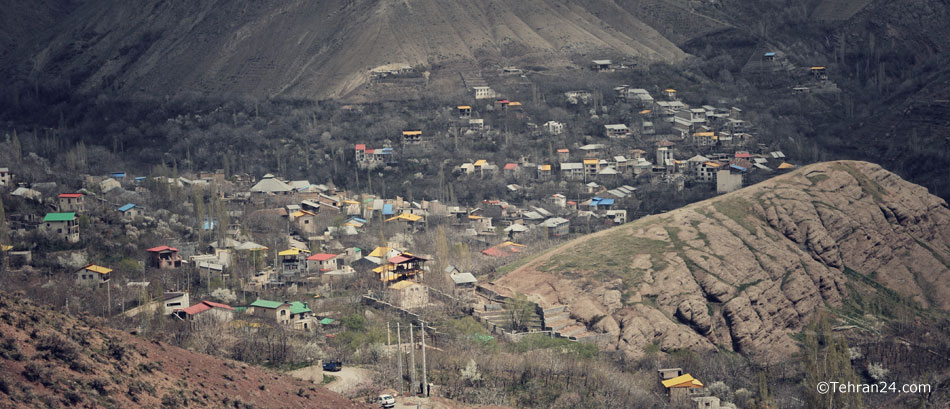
{"left": 376, "top": 394, "right": 396, "bottom": 408}
{"left": 322, "top": 360, "right": 342, "bottom": 372}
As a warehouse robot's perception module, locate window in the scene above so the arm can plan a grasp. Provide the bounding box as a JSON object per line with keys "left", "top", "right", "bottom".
{"left": 280, "top": 310, "right": 287, "bottom": 316}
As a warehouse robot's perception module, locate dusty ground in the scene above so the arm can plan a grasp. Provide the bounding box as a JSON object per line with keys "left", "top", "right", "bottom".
{"left": 324, "top": 366, "right": 376, "bottom": 395}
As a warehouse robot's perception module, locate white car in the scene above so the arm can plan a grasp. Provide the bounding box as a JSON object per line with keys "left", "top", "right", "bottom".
{"left": 377, "top": 394, "right": 396, "bottom": 408}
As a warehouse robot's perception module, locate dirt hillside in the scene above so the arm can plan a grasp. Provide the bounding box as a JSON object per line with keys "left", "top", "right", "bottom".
{"left": 0, "top": 294, "right": 364, "bottom": 408}
{"left": 12, "top": 0, "right": 687, "bottom": 99}
{"left": 490, "top": 161, "right": 950, "bottom": 361}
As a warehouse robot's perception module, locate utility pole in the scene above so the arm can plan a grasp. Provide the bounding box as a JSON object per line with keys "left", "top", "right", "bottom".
{"left": 409, "top": 324, "right": 417, "bottom": 395}
{"left": 421, "top": 321, "right": 428, "bottom": 396}
{"left": 397, "top": 323, "right": 403, "bottom": 393}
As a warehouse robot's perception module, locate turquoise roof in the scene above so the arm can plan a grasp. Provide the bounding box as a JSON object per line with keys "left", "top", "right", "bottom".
{"left": 250, "top": 299, "right": 284, "bottom": 309}
{"left": 289, "top": 301, "right": 311, "bottom": 314}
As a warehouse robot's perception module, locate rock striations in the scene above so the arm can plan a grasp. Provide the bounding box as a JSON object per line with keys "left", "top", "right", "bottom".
{"left": 490, "top": 161, "right": 950, "bottom": 360}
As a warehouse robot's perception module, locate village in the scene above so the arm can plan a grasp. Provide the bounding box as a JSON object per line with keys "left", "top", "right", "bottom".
{"left": 0, "top": 57, "right": 833, "bottom": 409}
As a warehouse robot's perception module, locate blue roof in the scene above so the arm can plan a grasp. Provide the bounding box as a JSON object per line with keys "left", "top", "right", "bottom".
{"left": 764, "top": 52, "right": 776, "bottom": 57}
{"left": 348, "top": 217, "right": 367, "bottom": 223}
{"left": 379, "top": 148, "right": 393, "bottom": 154}
{"left": 118, "top": 203, "right": 136, "bottom": 212}
{"left": 730, "top": 164, "right": 747, "bottom": 172}
{"left": 598, "top": 198, "right": 615, "bottom": 206}
{"left": 382, "top": 204, "right": 394, "bottom": 215}
{"left": 134, "top": 176, "right": 147, "bottom": 182}
{"left": 202, "top": 219, "right": 217, "bottom": 230}
{"left": 110, "top": 172, "right": 126, "bottom": 178}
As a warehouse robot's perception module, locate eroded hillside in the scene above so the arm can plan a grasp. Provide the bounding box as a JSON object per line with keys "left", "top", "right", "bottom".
{"left": 14, "top": 0, "right": 687, "bottom": 99}
{"left": 0, "top": 295, "right": 361, "bottom": 408}
{"left": 488, "top": 161, "right": 950, "bottom": 360}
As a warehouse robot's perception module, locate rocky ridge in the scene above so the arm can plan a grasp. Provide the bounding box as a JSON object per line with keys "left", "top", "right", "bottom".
{"left": 489, "top": 161, "right": 950, "bottom": 360}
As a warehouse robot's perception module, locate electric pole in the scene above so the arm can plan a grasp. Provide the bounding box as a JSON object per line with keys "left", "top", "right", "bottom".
{"left": 397, "top": 323, "right": 403, "bottom": 393}
{"left": 409, "top": 324, "right": 417, "bottom": 395}
{"left": 421, "top": 321, "right": 428, "bottom": 396}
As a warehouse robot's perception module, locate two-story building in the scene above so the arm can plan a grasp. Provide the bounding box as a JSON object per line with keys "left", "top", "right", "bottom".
{"left": 147, "top": 246, "right": 182, "bottom": 269}
{"left": 57, "top": 193, "right": 85, "bottom": 213}
{"left": 76, "top": 264, "right": 111, "bottom": 286}
{"left": 43, "top": 212, "right": 79, "bottom": 243}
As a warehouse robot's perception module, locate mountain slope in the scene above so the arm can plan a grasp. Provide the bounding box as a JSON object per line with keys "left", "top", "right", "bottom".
{"left": 488, "top": 161, "right": 950, "bottom": 360}
{"left": 0, "top": 295, "right": 360, "bottom": 408}
{"left": 15, "top": 0, "right": 686, "bottom": 99}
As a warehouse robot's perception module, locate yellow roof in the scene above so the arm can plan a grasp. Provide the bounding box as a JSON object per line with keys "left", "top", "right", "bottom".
{"left": 389, "top": 280, "right": 418, "bottom": 290}
{"left": 402, "top": 130, "right": 422, "bottom": 136}
{"left": 810, "top": 66, "right": 826, "bottom": 70}
{"left": 84, "top": 265, "right": 112, "bottom": 275}
{"left": 778, "top": 162, "right": 795, "bottom": 169}
{"left": 693, "top": 132, "right": 715, "bottom": 137}
{"left": 583, "top": 159, "right": 599, "bottom": 165}
{"left": 704, "top": 162, "right": 721, "bottom": 168}
{"left": 467, "top": 215, "right": 484, "bottom": 220}
{"left": 368, "top": 246, "right": 392, "bottom": 258}
{"left": 457, "top": 105, "right": 471, "bottom": 109}
{"left": 664, "top": 88, "right": 676, "bottom": 93}
{"left": 292, "top": 210, "right": 315, "bottom": 218}
{"left": 662, "top": 374, "right": 704, "bottom": 388}
{"left": 385, "top": 213, "right": 423, "bottom": 222}
{"left": 1, "top": 245, "right": 12, "bottom": 252}
{"left": 500, "top": 241, "right": 525, "bottom": 248}
{"left": 639, "top": 109, "right": 651, "bottom": 114}
{"left": 373, "top": 265, "right": 385, "bottom": 273}
{"left": 278, "top": 248, "right": 309, "bottom": 256}
{"left": 343, "top": 200, "right": 359, "bottom": 205}
{"left": 474, "top": 160, "right": 487, "bottom": 167}
{"left": 508, "top": 101, "right": 522, "bottom": 106}
{"left": 540, "top": 164, "right": 552, "bottom": 171}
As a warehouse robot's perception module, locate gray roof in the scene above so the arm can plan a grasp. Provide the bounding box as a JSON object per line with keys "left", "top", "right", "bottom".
{"left": 250, "top": 176, "right": 292, "bottom": 193}
{"left": 540, "top": 217, "right": 569, "bottom": 227}
{"left": 450, "top": 272, "right": 478, "bottom": 285}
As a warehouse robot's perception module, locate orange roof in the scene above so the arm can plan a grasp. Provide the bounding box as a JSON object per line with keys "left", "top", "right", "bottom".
{"left": 778, "top": 162, "right": 796, "bottom": 169}
{"left": 639, "top": 109, "right": 651, "bottom": 114}
{"left": 509, "top": 101, "right": 522, "bottom": 106}
{"left": 540, "top": 165, "right": 552, "bottom": 171}
{"left": 557, "top": 149, "right": 569, "bottom": 153}
{"left": 704, "top": 162, "right": 721, "bottom": 168}
{"left": 664, "top": 88, "right": 676, "bottom": 93}
{"left": 693, "top": 132, "right": 715, "bottom": 137}
{"left": 583, "top": 159, "right": 599, "bottom": 165}
{"left": 810, "top": 66, "right": 826, "bottom": 70}
{"left": 402, "top": 130, "right": 422, "bottom": 136}
{"left": 457, "top": 105, "right": 471, "bottom": 109}
{"left": 474, "top": 159, "right": 487, "bottom": 167}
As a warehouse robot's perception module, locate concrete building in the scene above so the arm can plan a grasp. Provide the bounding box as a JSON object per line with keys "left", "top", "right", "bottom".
{"left": 76, "top": 264, "right": 111, "bottom": 286}
{"left": 716, "top": 168, "right": 743, "bottom": 194}
{"left": 43, "top": 212, "right": 79, "bottom": 243}
{"left": 163, "top": 292, "right": 190, "bottom": 314}
{"left": 147, "top": 246, "right": 182, "bottom": 269}
{"left": 389, "top": 280, "right": 429, "bottom": 309}
{"left": 473, "top": 86, "right": 496, "bottom": 99}
{"left": 57, "top": 193, "right": 85, "bottom": 213}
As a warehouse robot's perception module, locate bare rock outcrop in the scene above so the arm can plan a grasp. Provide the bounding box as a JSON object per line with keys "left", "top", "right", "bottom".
{"left": 492, "top": 161, "right": 950, "bottom": 361}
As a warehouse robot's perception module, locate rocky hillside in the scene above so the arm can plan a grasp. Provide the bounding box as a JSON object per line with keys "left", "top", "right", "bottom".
{"left": 489, "top": 161, "right": 950, "bottom": 361}
{"left": 0, "top": 294, "right": 362, "bottom": 408}
{"left": 7, "top": 0, "right": 687, "bottom": 99}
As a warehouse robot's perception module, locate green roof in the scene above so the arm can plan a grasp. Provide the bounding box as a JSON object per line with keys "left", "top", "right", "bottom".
{"left": 233, "top": 307, "right": 247, "bottom": 313}
{"left": 319, "top": 318, "right": 335, "bottom": 325}
{"left": 250, "top": 299, "right": 284, "bottom": 309}
{"left": 289, "top": 301, "right": 311, "bottom": 315}
{"left": 43, "top": 212, "right": 76, "bottom": 222}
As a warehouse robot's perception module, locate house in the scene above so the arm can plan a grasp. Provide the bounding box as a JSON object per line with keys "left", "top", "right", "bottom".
{"left": 249, "top": 299, "right": 293, "bottom": 325}
{"left": 473, "top": 86, "right": 496, "bottom": 99}
{"left": 147, "top": 246, "right": 182, "bottom": 269}
{"left": 661, "top": 373, "right": 706, "bottom": 406}
{"left": 249, "top": 174, "right": 293, "bottom": 195}
{"left": 307, "top": 253, "right": 341, "bottom": 272}
{"left": 583, "top": 159, "right": 601, "bottom": 177}
{"left": 641, "top": 121, "right": 655, "bottom": 135}
{"left": 0, "top": 168, "right": 10, "bottom": 187}
{"left": 118, "top": 203, "right": 142, "bottom": 220}
{"left": 43, "top": 212, "right": 79, "bottom": 243}
{"left": 11, "top": 187, "right": 41, "bottom": 201}
{"left": 657, "top": 147, "right": 674, "bottom": 169}
{"left": 556, "top": 148, "right": 570, "bottom": 161}
{"left": 538, "top": 164, "right": 552, "bottom": 178}
{"left": 163, "top": 292, "right": 190, "bottom": 314}
{"left": 57, "top": 193, "right": 85, "bottom": 213}
{"left": 591, "top": 59, "right": 613, "bottom": 72}
{"left": 560, "top": 162, "right": 583, "bottom": 179}
{"left": 458, "top": 105, "right": 472, "bottom": 118}
{"left": 698, "top": 162, "right": 721, "bottom": 182}
{"left": 279, "top": 248, "right": 311, "bottom": 278}
{"left": 692, "top": 132, "right": 716, "bottom": 146}
{"left": 539, "top": 217, "right": 570, "bottom": 237}
{"left": 76, "top": 264, "right": 111, "bottom": 286}
{"left": 604, "top": 124, "right": 630, "bottom": 138}
{"left": 450, "top": 271, "right": 478, "bottom": 299}
{"left": 389, "top": 280, "right": 429, "bottom": 309}
{"left": 503, "top": 163, "right": 519, "bottom": 177}
{"left": 544, "top": 121, "right": 565, "bottom": 135}
{"left": 174, "top": 300, "right": 234, "bottom": 324}
{"left": 588, "top": 197, "right": 614, "bottom": 210}
{"left": 468, "top": 118, "right": 485, "bottom": 130}
{"left": 811, "top": 66, "right": 828, "bottom": 80}
{"left": 292, "top": 210, "right": 319, "bottom": 235}
{"left": 717, "top": 167, "right": 744, "bottom": 194}
{"left": 664, "top": 88, "right": 677, "bottom": 99}
{"left": 375, "top": 252, "right": 428, "bottom": 283}
{"left": 402, "top": 130, "right": 423, "bottom": 144}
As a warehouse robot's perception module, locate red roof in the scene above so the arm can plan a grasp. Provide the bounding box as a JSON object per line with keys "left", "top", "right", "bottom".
{"left": 481, "top": 247, "right": 505, "bottom": 257}
{"left": 179, "top": 300, "right": 234, "bottom": 315}
{"left": 567, "top": 201, "right": 577, "bottom": 205}
{"left": 307, "top": 253, "right": 338, "bottom": 261}
{"left": 734, "top": 152, "right": 751, "bottom": 158}
{"left": 504, "top": 163, "right": 518, "bottom": 170}
{"left": 557, "top": 149, "right": 569, "bottom": 153}
{"left": 147, "top": 245, "right": 179, "bottom": 253}
{"left": 355, "top": 144, "right": 366, "bottom": 150}
{"left": 366, "top": 149, "right": 375, "bottom": 154}
{"left": 58, "top": 193, "right": 82, "bottom": 198}
{"left": 497, "top": 99, "right": 509, "bottom": 103}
